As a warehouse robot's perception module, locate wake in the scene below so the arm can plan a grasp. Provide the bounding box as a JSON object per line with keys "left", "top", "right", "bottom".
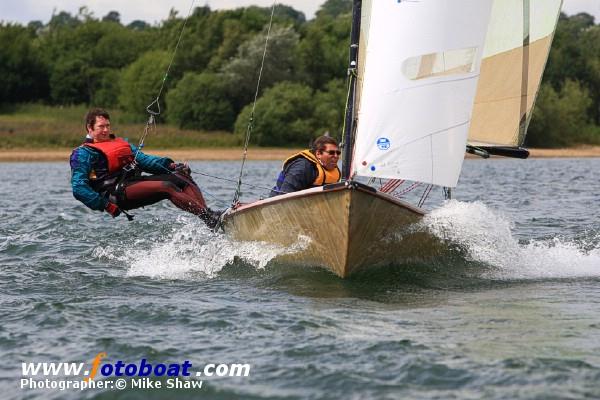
{"left": 93, "top": 216, "right": 308, "bottom": 280}
{"left": 94, "top": 202, "right": 599, "bottom": 281}
{"left": 423, "top": 200, "right": 600, "bottom": 280}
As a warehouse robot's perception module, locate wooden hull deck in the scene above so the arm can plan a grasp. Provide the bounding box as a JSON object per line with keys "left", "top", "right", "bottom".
{"left": 222, "top": 181, "right": 439, "bottom": 278}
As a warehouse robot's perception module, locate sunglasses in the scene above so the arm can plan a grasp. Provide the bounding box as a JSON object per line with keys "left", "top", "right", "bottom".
{"left": 321, "top": 150, "right": 341, "bottom": 156}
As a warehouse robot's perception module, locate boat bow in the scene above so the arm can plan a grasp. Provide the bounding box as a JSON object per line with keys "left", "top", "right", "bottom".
{"left": 223, "top": 182, "right": 436, "bottom": 277}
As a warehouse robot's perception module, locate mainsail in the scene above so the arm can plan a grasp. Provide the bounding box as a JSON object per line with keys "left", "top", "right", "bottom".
{"left": 350, "top": 0, "right": 563, "bottom": 186}
{"left": 352, "top": 0, "right": 494, "bottom": 188}
{"left": 468, "top": 0, "right": 564, "bottom": 147}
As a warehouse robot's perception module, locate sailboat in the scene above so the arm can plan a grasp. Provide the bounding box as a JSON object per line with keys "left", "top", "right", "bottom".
{"left": 221, "top": 0, "right": 564, "bottom": 278}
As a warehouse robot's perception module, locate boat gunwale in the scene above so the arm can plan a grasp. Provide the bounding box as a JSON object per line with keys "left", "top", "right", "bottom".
{"left": 224, "top": 181, "right": 426, "bottom": 219}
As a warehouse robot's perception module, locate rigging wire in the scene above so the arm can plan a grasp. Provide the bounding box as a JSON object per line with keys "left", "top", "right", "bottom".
{"left": 340, "top": 65, "right": 357, "bottom": 179}
{"left": 443, "top": 186, "right": 453, "bottom": 200}
{"left": 122, "top": 1, "right": 281, "bottom": 215}
{"left": 133, "top": 0, "right": 196, "bottom": 163}
{"left": 230, "top": 1, "right": 278, "bottom": 208}
{"left": 190, "top": 169, "right": 282, "bottom": 195}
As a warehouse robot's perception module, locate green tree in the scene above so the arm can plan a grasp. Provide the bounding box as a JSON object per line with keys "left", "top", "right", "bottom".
{"left": 527, "top": 80, "right": 595, "bottom": 147}
{"left": 27, "top": 20, "right": 44, "bottom": 33}
{"left": 76, "top": 6, "right": 96, "bottom": 23}
{"left": 296, "top": 12, "right": 351, "bottom": 89}
{"left": 312, "top": 78, "right": 347, "bottom": 140}
{"left": 38, "top": 15, "right": 157, "bottom": 105}
{"left": 127, "top": 20, "right": 150, "bottom": 30}
{"left": 579, "top": 24, "right": 600, "bottom": 124}
{"left": 171, "top": 7, "right": 270, "bottom": 74}
{"left": 92, "top": 28, "right": 153, "bottom": 69}
{"left": 545, "top": 13, "right": 595, "bottom": 90}
{"left": 168, "top": 6, "right": 303, "bottom": 77}
{"left": 166, "top": 72, "right": 235, "bottom": 130}
{"left": 273, "top": 5, "right": 306, "bottom": 24}
{"left": 221, "top": 25, "right": 300, "bottom": 112}
{"left": 88, "top": 68, "right": 121, "bottom": 108}
{"left": 102, "top": 11, "right": 121, "bottom": 24}
{"left": 49, "top": 56, "right": 89, "bottom": 104}
{"left": 539, "top": 12, "right": 600, "bottom": 136}
{"left": 48, "top": 11, "right": 80, "bottom": 29}
{"left": 119, "top": 50, "right": 170, "bottom": 120}
{"left": 234, "top": 82, "right": 317, "bottom": 146}
{"left": 0, "top": 24, "right": 48, "bottom": 103}
{"left": 316, "top": 0, "right": 352, "bottom": 18}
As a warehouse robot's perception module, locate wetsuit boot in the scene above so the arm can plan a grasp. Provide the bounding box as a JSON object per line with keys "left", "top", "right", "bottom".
{"left": 200, "top": 208, "right": 224, "bottom": 229}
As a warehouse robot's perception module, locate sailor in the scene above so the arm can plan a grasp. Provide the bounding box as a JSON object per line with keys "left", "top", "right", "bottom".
{"left": 70, "top": 108, "right": 222, "bottom": 228}
{"left": 270, "top": 135, "right": 341, "bottom": 196}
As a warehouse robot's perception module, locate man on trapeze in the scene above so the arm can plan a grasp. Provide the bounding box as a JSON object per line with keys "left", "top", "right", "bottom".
{"left": 70, "top": 108, "right": 222, "bottom": 228}
{"left": 270, "top": 135, "right": 341, "bottom": 196}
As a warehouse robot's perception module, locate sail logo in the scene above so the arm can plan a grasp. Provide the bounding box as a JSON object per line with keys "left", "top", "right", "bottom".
{"left": 377, "top": 137, "right": 391, "bottom": 150}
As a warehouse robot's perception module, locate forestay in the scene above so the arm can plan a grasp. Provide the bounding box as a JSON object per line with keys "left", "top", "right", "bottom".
{"left": 468, "top": 0, "right": 563, "bottom": 147}
{"left": 352, "top": 0, "right": 494, "bottom": 188}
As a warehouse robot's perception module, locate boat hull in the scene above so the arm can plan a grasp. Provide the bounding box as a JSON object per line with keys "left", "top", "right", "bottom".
{"left": 222, "top": 182, "right": 438, "bottom": 277}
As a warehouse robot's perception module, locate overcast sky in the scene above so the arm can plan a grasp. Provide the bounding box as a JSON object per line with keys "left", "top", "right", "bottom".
{"left": 1, "top": 0, "right": 598, "bottom": 25}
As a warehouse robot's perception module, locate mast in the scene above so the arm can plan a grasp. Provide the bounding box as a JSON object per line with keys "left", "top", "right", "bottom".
{"left": 341, "top": 0, "right": 362, "bottom": 180}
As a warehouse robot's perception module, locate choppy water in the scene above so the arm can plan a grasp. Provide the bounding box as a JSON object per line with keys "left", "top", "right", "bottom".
{"left": 1, "top": 158, "right": 599, "bottom": 399}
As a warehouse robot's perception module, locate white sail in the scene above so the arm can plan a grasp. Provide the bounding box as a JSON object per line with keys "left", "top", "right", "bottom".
{"left": 468, "top": 0, "right": 563, "bottom": 147}
{"left": 352, "top": 0, "right": 494, "bottom": 188}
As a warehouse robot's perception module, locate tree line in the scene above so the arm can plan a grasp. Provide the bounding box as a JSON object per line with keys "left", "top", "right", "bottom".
{"left": 0, "top": 1, "right": 598, "bottom": 147}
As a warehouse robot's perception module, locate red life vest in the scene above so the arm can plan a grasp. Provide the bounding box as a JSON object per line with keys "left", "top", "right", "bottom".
{"left": 84, "top": 138, "right": 134, "bottom": 175}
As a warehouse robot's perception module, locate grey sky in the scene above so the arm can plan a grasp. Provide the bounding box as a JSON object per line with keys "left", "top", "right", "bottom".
{"left": 0, "top": 0, "right": 598, "bottom": 25}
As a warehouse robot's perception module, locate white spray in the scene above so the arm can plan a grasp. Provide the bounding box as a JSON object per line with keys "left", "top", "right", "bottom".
{"left": 423, "top": 200, "right": 600, "bottom": 280}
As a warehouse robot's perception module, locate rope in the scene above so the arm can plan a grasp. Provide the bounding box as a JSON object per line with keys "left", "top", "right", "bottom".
{"left": 132, "top": 115, "right": 156, "bottom": 163}
{"left": 418, "top": 184, "right": 433, "bottom": 208}
{"left": 125, "top": 2, "right": 283, "bottom": 214}
{"left": 395, "top": 182, "right": 421, "bottom": 197}
{"left": 231, "top": 1, "right": 277, "bottom": 207}
{"left": 133, "top": 0, "right": 196, "bottom": 164}
{"left": 154, "top": 165, "right": 227, "bottom": 205}
{"left": 381, "top": 179, "right": 404, "bottom": 193}
{"left": 190, "top": 169, "right": 283, "bottom": 194}
{"left": 196, "top": 188, "right": 229, "bottom": 207}
{"left": 147, "top": 0, "right": 196, "bottom": 115}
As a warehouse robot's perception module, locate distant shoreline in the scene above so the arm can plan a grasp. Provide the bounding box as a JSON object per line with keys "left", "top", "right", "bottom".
{"left": 0, "top": 148, "right": 301, "bottom": 162}
{"left": 1, "top": 146, "right": 600, "bottom": 162}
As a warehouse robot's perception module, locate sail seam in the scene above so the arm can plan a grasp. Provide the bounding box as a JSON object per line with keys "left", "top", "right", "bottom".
{"left": 475, "top": 94, "right": 534, "bottom": 104}
{"left": 387, "top": 74, "right": 480, "bottom": 94}
{"left": 394, "top": 120, "right": 470, "bottom": 148}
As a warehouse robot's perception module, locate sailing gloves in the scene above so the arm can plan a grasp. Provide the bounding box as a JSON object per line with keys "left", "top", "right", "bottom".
{"left": 169, "top": 162, "right": 191, "bottom": 175}
{"left": 105, "top": 202, "right": 121, "bottom": 218}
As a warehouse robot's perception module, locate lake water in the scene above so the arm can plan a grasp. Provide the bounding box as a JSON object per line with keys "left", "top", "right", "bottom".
{"left": 1, "top": 158, "right": 599, "bottom": 399}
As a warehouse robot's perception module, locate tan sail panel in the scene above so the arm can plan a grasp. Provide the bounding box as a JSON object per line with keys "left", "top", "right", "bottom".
{"left": 468, "top": 0, "right": 563, "bottom": 147}
{"left": 469, "top": 36, "right": 553, "bottom": 146}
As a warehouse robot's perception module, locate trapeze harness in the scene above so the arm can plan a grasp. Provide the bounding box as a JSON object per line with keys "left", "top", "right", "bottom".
{"left": 83, "top": 138, "right": 208, "bottom": 214}
{"left": 274, "top": 150, "right": 341, "bottom": 193}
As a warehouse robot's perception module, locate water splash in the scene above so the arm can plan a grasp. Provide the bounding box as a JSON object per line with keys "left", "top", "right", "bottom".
{"left": 112, "top": 217, "right": 311, "bottom": 280}
{"left": 423, "top": 201, "right": 600, "bottom": 280}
